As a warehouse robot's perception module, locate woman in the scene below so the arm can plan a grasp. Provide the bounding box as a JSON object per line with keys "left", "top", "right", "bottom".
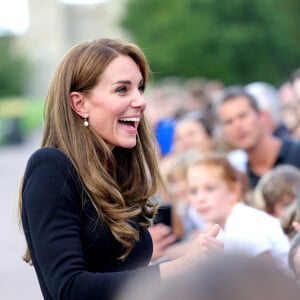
{"left": 19, "top": 38, "right": 223, "bottom": 300}
{"left": 172, "top": 111, "right": 215, "bottom": 154}
{"left": 186, "top": 153, "right": 290, "bottom": 270}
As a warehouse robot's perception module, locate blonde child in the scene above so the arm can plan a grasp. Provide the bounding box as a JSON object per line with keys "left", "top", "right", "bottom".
{"left": 187, "top": 153, "right": 290, "bottom": 270}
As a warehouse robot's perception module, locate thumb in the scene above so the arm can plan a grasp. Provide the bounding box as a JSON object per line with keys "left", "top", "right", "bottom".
{"left": 207, "top": 224, "right": 221, "bottom": 238}
{"left": 292, "top": 221, "right": 300, "bottom": 232}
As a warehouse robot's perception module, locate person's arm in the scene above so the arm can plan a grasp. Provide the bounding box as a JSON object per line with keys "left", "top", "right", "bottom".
{"left": 149, "top": 224, "right": 177, "bottom": 262}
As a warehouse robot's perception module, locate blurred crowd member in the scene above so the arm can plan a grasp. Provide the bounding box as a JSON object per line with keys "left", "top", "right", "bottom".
{"left": 278, "top": 80, "right": 296, "bottom": 106}
{"left": 172, "top": 111, "right": 215, "bottom": 154}
{"left": 187, "top": 153, "right": 290, "bottom": 270}
{"left": 290, "top": 67, "right": 300, "bottom": 103}
{"left": 281, "top": 201, "right": 300, "bottom": 240}
{"left": 252, "top": 165, "right": 300, "bottom": 239}
{"left": 145, "top": 78, "right": 191, "bottom": 156}
{"left": 182, "top": 77, "right": 210, "bottom": 112}
{"left": 289, "top": 232, "right": 300, "bottom": 281}
{"left": 252, "top": 165, "right": 300, "bottom": 217}
{"left": 163, "top": 150, "right": 205, "bottom": 239}
{"left": 119, "top": 253, "right": 300, "bottom": 300}
{"left": 280, "top": 104, "right": 300, "bottom": 140}
{"left": 245, "top": 81, "right": 290, "bottom": 139}
{"left": 183, "top": 77, "right": 224, "bottom": 113}
{"left": 214, "top": 86, "right": 300, "bottom": 188}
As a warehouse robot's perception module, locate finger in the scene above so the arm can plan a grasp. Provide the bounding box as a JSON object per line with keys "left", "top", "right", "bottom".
{"left": 207, "top": 224, "right": 221, "bottom": 238}
{"left": 292, "top": 221, "right": 300, "bottom": 232}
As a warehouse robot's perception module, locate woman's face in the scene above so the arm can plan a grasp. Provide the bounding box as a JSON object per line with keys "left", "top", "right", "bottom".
{"left": 187, "top": 164, "right": 238, "bottom": 227}
{"left": 173, "top": 119, "right": 214, "bottom": 153}
{"left": 82, "top": 55, "right": 146, "bottom": 150}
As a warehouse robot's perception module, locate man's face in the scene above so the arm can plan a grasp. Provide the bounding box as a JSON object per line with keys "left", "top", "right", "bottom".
{"left": 217, "top": 96, "right": 263, "bottom": 151}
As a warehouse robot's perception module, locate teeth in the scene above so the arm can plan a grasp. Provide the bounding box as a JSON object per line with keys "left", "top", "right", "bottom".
{"left": 119, "top": 117, "right": 140, "bottom": 122}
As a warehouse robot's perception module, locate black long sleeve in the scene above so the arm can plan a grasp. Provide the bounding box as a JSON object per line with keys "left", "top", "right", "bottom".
{"left": 21, "top": 147, "right": 160, "bottom": 300}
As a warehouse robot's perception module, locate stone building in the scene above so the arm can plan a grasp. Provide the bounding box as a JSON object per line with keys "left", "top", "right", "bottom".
{"left": 15, "top": 0, "right": 130, "bottom": 97}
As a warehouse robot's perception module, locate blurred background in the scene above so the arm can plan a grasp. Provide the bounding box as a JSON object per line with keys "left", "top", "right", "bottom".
{"left": 1, "top": 0, "right": 300, "bottom": 298}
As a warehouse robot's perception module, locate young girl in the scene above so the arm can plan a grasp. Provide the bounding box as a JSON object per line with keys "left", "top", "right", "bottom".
{"left": 187, "top": 153, "right": 290, "bottom": 269}
{"left": 253, "top": 165, "right": 300, "bottom": 239}
{"left": 253, "top": 164, "right": 300, "bottom": 218}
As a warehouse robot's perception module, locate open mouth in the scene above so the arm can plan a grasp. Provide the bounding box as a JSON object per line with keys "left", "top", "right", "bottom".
{"left": 118, "top": 117, "right": 140, "bottom": 129}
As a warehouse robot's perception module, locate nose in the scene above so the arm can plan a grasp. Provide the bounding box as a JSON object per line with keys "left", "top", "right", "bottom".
{"left": 189, "top": 191, "right": 205, "bottom": 206}
{"left": 131, "top": 89, "right": 146, "bottom": 110}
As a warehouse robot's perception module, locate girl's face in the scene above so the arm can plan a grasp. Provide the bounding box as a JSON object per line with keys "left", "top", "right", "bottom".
{"left": 187, "top": 164, "right": 238, "bottom": 227}
{"left": 75, "top": 55, "right": 146, "bottom": 150}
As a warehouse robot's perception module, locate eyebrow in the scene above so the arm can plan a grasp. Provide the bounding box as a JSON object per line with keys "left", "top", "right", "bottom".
{"left": 112, "top": 79, "right": 144, "bottom": 86}
{"left": 112, "top": 80, "right": 131, "bottom": 85}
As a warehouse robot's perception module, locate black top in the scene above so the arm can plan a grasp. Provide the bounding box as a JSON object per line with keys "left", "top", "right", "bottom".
{"left": 21, "top": 147, "right": 160, "bottom": 300}
{"left": 247, "top": 139, "right": 300, "bottom": 188}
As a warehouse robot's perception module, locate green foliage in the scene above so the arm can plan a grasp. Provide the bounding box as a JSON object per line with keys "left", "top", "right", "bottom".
{"left": 122, "top": 0, "right": 300, "bottom": 85}
{"left": 0, "top": 36, "right": 27, "bottom": 96}
{"left": 0, "top": 97, "right": 43, "bottom": 145}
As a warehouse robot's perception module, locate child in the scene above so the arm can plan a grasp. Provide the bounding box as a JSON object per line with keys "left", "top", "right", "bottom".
{"left": 253, "top": 164, "right": 300, "bottom": 239}
{"left": 253, "top": 164, "right": 300, "bottom": 218}
{"left": 186, "top": 153, "right": 290, "bottom": 270}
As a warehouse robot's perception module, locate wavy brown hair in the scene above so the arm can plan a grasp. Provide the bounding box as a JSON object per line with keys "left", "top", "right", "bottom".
{"left": 20, "top": 38, "right": 163, "bottom": 261}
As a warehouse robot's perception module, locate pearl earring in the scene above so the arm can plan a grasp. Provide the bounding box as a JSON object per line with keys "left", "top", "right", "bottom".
{"left": 83, "top": 117, "right": 89, "bottom": 127}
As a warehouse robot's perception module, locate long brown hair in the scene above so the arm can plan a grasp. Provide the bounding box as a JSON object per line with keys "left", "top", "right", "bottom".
{"left": 20, "top": 38, "right": 163, "bottom": 261}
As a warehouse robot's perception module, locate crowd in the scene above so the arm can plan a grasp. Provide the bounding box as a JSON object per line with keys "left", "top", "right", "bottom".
{"left": 18, "top": 38, "right": 300, "bottom": 299}
{"left": 142, "top": 67, "right": 300, "bottom": 297}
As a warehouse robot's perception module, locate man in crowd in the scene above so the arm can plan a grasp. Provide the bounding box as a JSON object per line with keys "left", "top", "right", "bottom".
{"left": 214, "top": 86, "right": 300, "bottom": 188}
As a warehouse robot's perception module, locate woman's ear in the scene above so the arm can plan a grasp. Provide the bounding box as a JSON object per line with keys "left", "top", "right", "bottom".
{"left": 69, "top": 92, "right": 87, "bottom": 118}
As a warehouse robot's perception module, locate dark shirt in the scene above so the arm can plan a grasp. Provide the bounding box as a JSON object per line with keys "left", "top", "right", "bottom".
{"left": 247, "top": 139, "right": 300, "bottom": 188}
{"left": 21, "top": 147, "right": 160, "bottom": 300}
{"left": 273, "top": 123, "right": 291, "bottom": 140}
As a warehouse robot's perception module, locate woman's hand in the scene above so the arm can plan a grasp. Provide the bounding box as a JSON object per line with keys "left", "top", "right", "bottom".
{"left": 159, "top": 224, "right": 224, "bottom": 279}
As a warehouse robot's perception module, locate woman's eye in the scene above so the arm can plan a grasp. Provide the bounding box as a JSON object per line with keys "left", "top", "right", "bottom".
{"left": 116, "top": 86, "right": 127, "bottom": 94}
{"left": 138, "top": 84, "right": 145, "bottom": 93}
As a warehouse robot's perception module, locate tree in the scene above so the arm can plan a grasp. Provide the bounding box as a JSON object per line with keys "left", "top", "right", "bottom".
{"left": 0, "top": 36, "right": 27, "bottom": 97}
{"left": 122, "top": 0, "right": 300, "bottom": 85}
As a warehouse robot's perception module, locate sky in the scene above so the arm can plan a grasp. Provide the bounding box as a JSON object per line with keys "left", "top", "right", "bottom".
{"left": 0, "top": 0, "right": 107, "bottom": 36}
{"left": 0, "top": 0, "right": 29, "bottom": 35}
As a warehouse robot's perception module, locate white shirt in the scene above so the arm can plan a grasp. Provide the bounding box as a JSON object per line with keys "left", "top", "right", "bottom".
{"left": 218, "top": 202, "right": 290, "bottom": 270}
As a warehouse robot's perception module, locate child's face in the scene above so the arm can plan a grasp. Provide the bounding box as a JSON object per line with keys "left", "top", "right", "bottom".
{"left": 272, "top": 194, "right": 295, "bottom": 218}
{"left": 187, "top": 164, "right": 238, "bottom": 227}
{"left": 167, "top": 178, "right": 188, "bottom": 203}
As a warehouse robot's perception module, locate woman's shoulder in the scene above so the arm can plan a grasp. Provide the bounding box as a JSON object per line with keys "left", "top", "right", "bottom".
{"left": 28, "top": 147, "right": 71, "bottom": 166}
{"left": 25, "top": 147, "right": 75, "bottom": 177}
